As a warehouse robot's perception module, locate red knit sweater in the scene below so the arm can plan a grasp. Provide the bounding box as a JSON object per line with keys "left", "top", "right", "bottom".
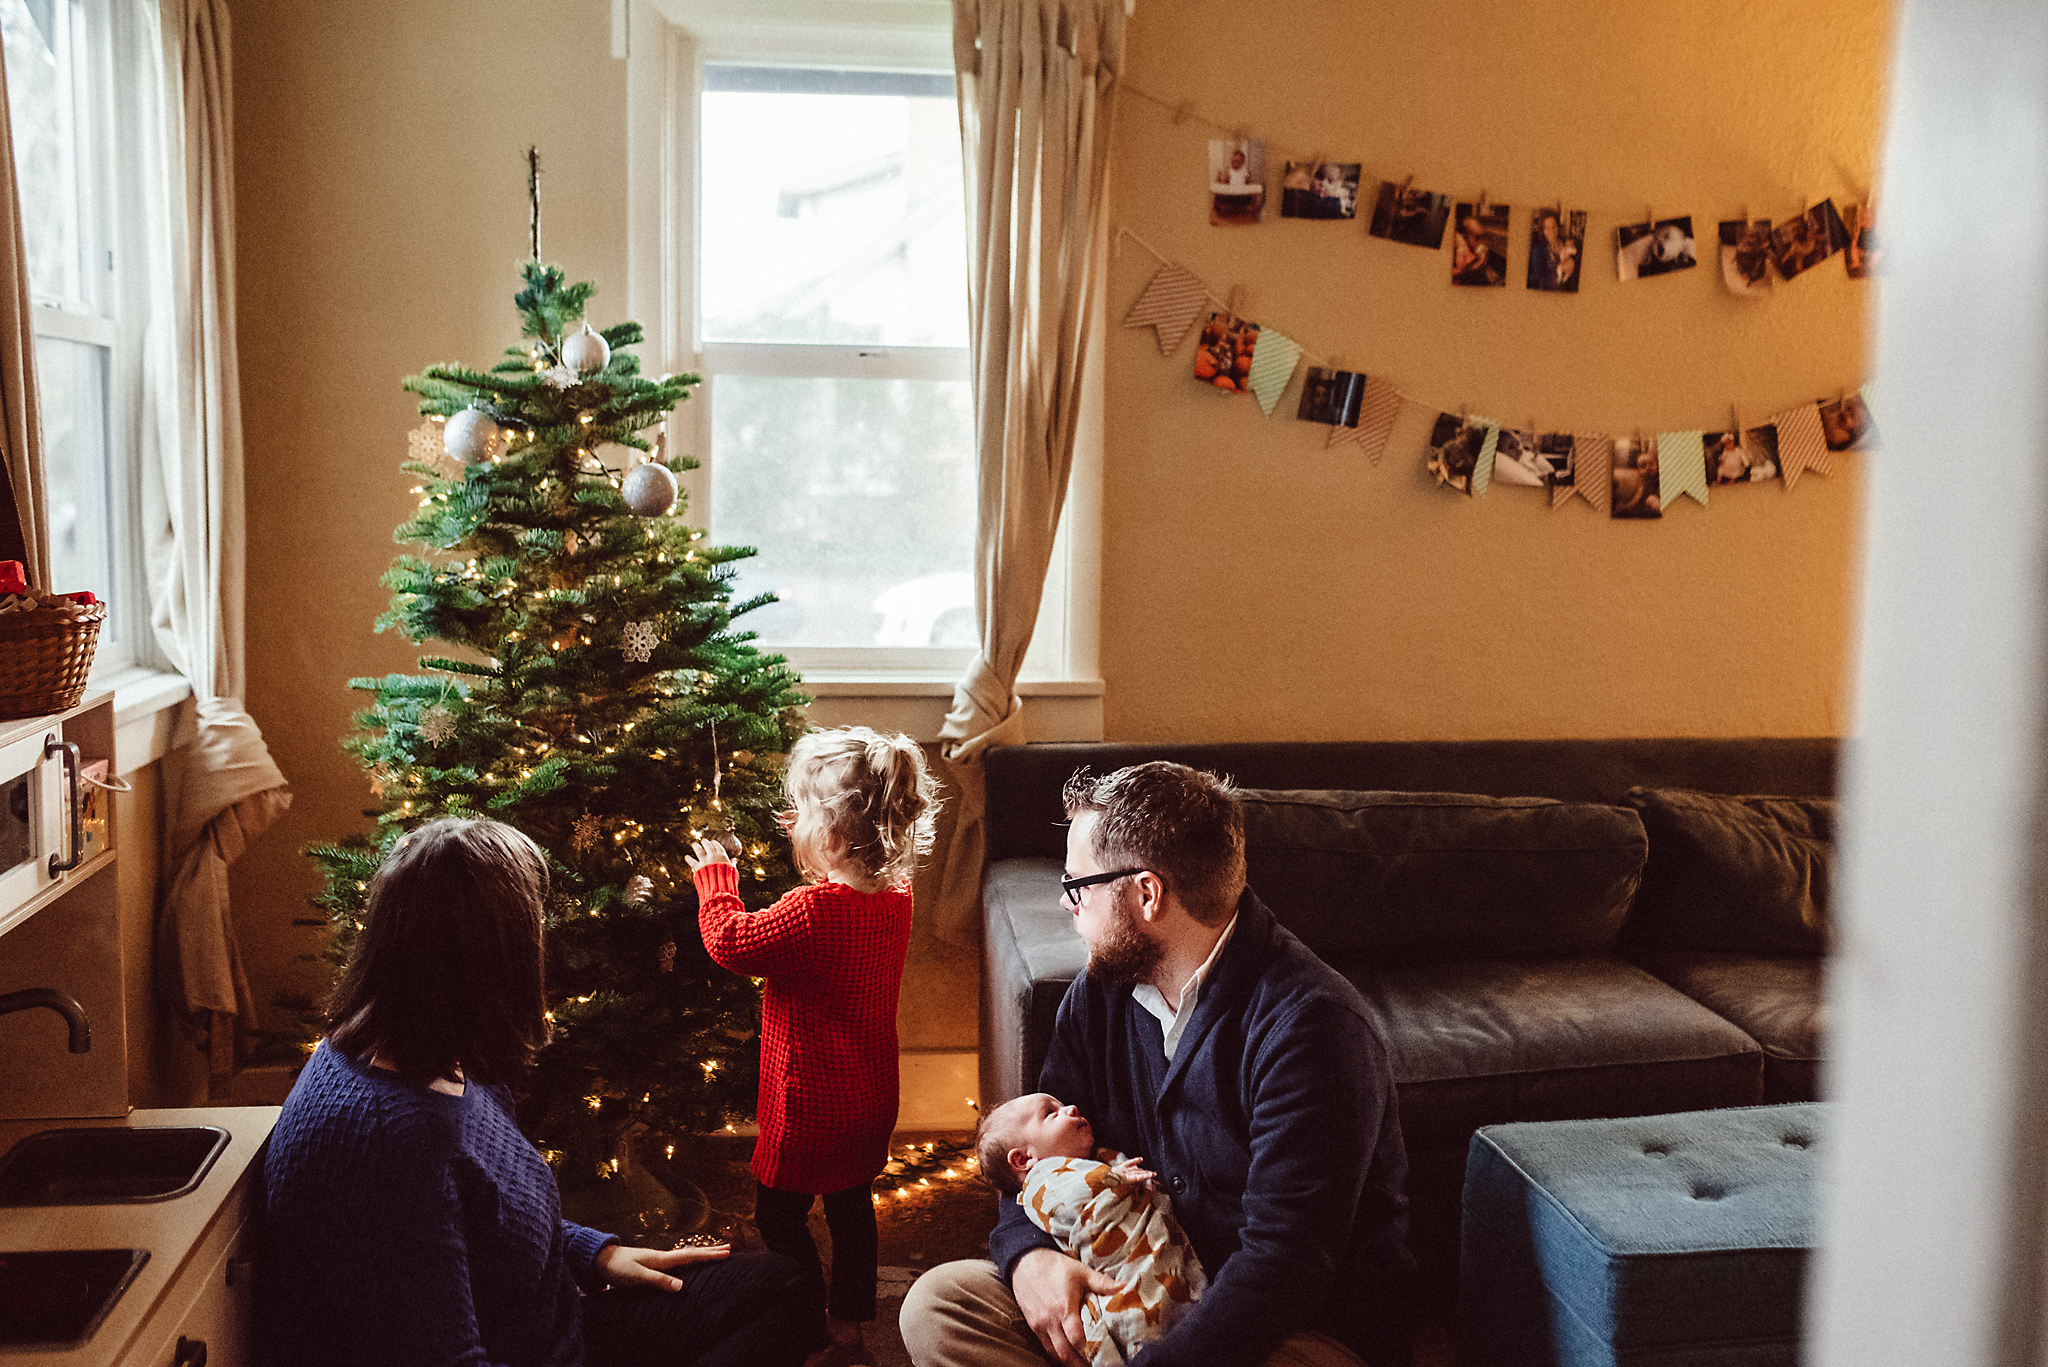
{"left": 694, "top": 862, "right": 914, "bottom": 1193}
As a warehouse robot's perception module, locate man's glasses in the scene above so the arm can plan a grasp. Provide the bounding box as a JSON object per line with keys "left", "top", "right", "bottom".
{"left": 1060, "top": 867, "right": 1148, "bottom": 904}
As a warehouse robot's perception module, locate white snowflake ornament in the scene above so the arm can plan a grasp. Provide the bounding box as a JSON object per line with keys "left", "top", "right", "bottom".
{"left": 573, "top": 812, "right": 601, "bottom": 854}
{"left": 622, "top": 620, "right": 660, "bottom": 663}
{"left": 541, "top": 364, "right": 580, "bottom": 389}
{"left": 625, "top": 875, "right": 654, "bottom": 905}
{"left": 418, "top": 704, "right": 457, "bottom": 745}
{"left": 407, "top": 421, "right": 443, "bottom": 466}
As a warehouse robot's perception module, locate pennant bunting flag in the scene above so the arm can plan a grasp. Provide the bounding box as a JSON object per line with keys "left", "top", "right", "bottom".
{"left": 1122, "top": 264, "right": 1210, "bottom": 354}
{"left": 1658, "top": 430, "right": 1709, "bottom": 506}
{"left": 1355, "top": 376, "right": 1403, "bottom": 465}
{"left": 1774, "top": 402, "right": 1832, "bottom": 490}
{"left": 1247, "top": 330, "right": 1303, "bottom": 416}
{"left": 1326, "top": 421, "right": 1362, "bottom": 451}
{"left": 1471, "top": 419, "right": 1501, "bottom": 495}
{"left": 1569, "top": 433, "right": 1613, "bottom": 513}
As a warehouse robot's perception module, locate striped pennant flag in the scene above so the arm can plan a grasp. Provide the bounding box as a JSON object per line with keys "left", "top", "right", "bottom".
{"left": 1566, "top": 433, "right": 1613, "bottom": 513}
{"left": 1355, "top": 376, "right": 1404, "bottom": 466}
{"left": 1326, "top": 422, "right": 1362, "bottom": 450}
{"left": 1471, "top": 419, "right": 1501, "bottom": 495}
{"left": 1247, "top": 330, "right": 1303, "bottom": 416}
{"left": 1122, "top": 264, "right": 1210, "bottom": 354}
{"left": 1775, "top": 402, "right": 1832, "bottom": 490}
{"left": 1658, "top": 430, "right": 1709, "bottom": 506}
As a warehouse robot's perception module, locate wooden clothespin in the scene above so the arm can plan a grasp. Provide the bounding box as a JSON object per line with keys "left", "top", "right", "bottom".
{"left": 1227, "top": 285, "right": 1245, "bottom": 317}
{"left": 1478, "top": 188, "right": 1489, "bottom": 215}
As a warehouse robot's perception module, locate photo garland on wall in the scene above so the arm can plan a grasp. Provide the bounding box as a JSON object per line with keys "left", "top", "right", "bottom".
{"left": 1119, "top": 242, "right": 1876, "bottom": 521}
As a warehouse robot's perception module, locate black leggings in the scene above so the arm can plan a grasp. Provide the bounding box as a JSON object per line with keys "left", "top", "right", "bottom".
{"left": 752, "top": 1180, "right": 879, "bottom": 1323}
{"left": 580, "top": 1250, "right": 825, "bottom": 1367}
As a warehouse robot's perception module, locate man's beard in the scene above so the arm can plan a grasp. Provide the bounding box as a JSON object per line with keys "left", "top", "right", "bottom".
{"left": 1087, "top": 882, "right": 1164, "bottom": 986}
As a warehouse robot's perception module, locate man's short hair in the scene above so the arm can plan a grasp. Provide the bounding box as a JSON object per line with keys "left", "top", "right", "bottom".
{"left": 1061, "top": 762, "right": 1245, "bottom": 925}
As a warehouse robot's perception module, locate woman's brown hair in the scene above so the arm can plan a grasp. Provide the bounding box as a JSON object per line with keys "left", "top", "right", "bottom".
{"left": 326, "top": 817, "right": 551, "bottom": 1086}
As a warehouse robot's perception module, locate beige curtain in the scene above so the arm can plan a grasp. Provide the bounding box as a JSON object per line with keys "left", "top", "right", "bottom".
{"left": 933, "top": 0, "right": 1122, "bottom": 941}
{"left": 148, "top": 0, "right": 289, "bottom": 1065}
{"left": 0, "top": 47, "right": 47, "bottom": 584}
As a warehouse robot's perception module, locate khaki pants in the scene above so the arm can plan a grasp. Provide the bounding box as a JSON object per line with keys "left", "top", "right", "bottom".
{"left": 899, "top": 1260, "right": 1366, "bottom": 1367}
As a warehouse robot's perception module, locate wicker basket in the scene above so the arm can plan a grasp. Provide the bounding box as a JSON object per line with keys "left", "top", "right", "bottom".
{"left": 0, "top": 601, "right": 105, "bottom": 719}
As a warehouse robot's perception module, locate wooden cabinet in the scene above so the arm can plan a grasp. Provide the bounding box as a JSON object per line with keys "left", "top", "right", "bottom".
{"left": 0, "top": 691, "right": 125, "bottom": 1121}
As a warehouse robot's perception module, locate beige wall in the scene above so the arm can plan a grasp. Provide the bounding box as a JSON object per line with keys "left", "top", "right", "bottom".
{"left": 1099, "top": 0, "right": 1885, "bottom": 742}
{"left": 229, "top": 0, "right": 629, "bottom": 1022}
{"left": 222, "top": 0, "right": 1885, "bottom": 1028}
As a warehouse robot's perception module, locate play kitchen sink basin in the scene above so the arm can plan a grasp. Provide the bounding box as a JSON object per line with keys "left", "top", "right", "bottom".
{"left": 0, "top": 1248, "right": 149, "bottom": 1348}
{"left": 0, "top": 1125, "right": 230, "bottom": 1206}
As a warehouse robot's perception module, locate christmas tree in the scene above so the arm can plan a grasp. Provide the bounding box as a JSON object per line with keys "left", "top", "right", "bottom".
{"left": 305, "top": 261, "right": 809, "bottom": 1178}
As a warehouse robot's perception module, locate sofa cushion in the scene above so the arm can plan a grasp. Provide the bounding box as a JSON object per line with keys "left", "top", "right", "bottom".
{"left": 1342, "top": 953, "right": 1765, "bottom": 1150}
{"left": 980, "top": 858, "right": 1087, "bottom": 1110}
{"left": 1626, "top": 948, "right": 1825, "bottom": 1103}
{"left": 1621, "top": 788, "right": 1834, "bottom": 955}
{"left": 1239, "top": 789, "right": 1647, "bottom": 961}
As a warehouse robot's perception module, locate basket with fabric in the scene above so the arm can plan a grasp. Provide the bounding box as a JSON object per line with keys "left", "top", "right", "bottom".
{"left": 0, "top": 599, "right": 105, "bottom": 719}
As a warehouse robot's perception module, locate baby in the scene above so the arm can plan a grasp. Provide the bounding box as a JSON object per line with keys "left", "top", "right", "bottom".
{"left": 977, "top": 1093, "right": 1206, "bottom": 1366}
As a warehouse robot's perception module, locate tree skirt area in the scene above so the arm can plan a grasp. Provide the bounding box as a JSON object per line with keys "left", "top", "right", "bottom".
{"left": 565, "top": 1130, "right": 994, "bottom": 1367}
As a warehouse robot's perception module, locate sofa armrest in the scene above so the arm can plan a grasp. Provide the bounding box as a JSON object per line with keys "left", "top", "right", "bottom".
{"left": 980, "top": 858, "right": 1087, "bottom": 1112}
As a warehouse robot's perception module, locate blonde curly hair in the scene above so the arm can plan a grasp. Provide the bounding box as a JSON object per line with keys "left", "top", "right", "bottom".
{"left": 784, "top": 727, "right": 940, "bottom": 888}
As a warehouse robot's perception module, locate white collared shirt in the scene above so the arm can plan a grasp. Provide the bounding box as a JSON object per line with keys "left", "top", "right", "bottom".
{"left": 1131, "top": 914, "right": 1238, "bottom": 1061}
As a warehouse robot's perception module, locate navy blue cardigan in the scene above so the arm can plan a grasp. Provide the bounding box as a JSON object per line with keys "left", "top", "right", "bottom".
{"left": 987, "top": 890, "right": 1412, "bottom": 1366}
{"left": 256, "top": 1041, "right": 616, "bottom": 1367}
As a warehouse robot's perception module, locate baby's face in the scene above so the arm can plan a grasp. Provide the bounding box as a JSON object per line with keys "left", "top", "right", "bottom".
{"left": 1001, "top": 1093, "right": 1094, "bottom": 1171}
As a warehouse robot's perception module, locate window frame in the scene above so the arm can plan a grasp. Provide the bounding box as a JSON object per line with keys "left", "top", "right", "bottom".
{"left": 7, "top": 0, "right": 145, "bottom": 679}
{"left": 634, "top": 2, "right": 1096, "bottom": 687}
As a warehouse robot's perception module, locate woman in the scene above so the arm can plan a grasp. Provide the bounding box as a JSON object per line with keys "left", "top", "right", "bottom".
{"left": 256, "top": 817, "right": 828, "bottom": 1367}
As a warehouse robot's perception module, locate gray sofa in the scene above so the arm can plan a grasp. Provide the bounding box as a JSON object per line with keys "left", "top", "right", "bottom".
{"left": 978, "top": 738, "right": 1837, "bottom": 1305}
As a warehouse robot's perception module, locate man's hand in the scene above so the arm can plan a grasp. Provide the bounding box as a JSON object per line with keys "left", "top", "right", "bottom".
{"left": 1012, "top": 1248, "right": 1123, "bottom": 1367}
{"left": 593, "top": 1241, "right": 729, "bottom": 1291}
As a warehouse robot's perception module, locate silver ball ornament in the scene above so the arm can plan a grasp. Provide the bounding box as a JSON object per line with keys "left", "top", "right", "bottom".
{"left": 621, "top": 461, "right": 679, "bottom": 517}
{"left": 443, "top": 407, "right": 503, "bottom": 465}
{"left": 563, "top": 323, "right": 611, "bottom": 375}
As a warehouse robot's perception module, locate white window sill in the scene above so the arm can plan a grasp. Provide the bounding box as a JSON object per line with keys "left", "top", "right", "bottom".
{"left": 798, "top": 677, "right": 1104, "bottom": 743}
{"left": 99, "top": 666, "right": 192, "bottom": 776}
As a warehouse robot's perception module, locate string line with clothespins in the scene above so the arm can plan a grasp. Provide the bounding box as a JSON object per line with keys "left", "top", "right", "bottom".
{"left": 1114, "top": 225, "right": 1867, "bottom": 437}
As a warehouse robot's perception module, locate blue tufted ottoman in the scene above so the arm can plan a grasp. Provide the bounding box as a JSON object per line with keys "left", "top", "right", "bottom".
{"left": 1458, "top": 1102, "right": 1823, "bottom": 1366}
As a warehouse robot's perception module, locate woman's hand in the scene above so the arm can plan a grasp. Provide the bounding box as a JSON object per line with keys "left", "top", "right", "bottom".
{"left": 684, "top": 838, "right": 734, "bottom": 873}
{"left": 594, "top": 1241, "right": 730, "bottom": 1292}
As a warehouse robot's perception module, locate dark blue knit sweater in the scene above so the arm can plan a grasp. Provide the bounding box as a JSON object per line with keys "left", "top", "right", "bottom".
{"left": 256, "top": 1040, "right": 615, "bottom": 1367}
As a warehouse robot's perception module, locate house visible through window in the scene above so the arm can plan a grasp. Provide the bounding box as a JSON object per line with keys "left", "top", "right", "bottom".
{"left": 698, "top": 62, "right": 994, "bottom": 668}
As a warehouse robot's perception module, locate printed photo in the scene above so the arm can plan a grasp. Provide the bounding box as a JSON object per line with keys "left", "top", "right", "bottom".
{"left": 1818, "top": 394, "right": 1876, "bottom": 452}
{"left": 1611, "top": 435, "right": 1661, "bottom": 519}
{"left": 1209, "top": 138, "right": 1267, "bottom": 226}
{"left": 1192, "top": 310, "right": 1260, "bottom": 393}
{"left": 1769, "top": 200, "right": 1849, "bottom": 281}
{"left": 1617, "top": 216, "right": 1698, "bottom": 281}
{"left": 1719, "top": 219, "right": 1774, "bottom": 297}
{"left": 1490, "top": 427, "right": 1547, "bottom": 486}
{"left": 1297, "top": 367, "right": 1367, "bottom": 426}
{"left": 1704, "top": 427, "right": 1780, "bottom": 485}
{"left": 1845, "top": 202, "right": 1878, "bottom": 278}
{"left": 1451, "top": 202, "right": 1512, "bottom": 287}
{"left": 1281, "top": 161, "right": 1362, "bottom": 220}
{"left": 1427, "top": 412, "right": 1484, "bottom": 494}
{"left": 1527, "top": 208, "right": 1586, "bottom": 292}
{"left": 1369, "top": 180, "right": 1452, "bottom": 249}
{"left": 1537, "top": 433, "right": 1575, "bottom": 489}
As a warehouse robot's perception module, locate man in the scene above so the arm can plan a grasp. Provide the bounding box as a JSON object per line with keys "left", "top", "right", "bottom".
{"left": 902, "top": 762, "right": 1412, "bottom": 1367}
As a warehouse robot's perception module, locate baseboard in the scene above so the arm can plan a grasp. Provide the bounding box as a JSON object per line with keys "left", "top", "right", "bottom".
{"left": 897, "top": 1049, "right": 979, "bottom": 1131}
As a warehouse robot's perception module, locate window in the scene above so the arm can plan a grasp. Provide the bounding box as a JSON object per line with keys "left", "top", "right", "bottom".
{"left": 667, "top": 15, "right": 1077, "bottom": 680}
{"left": 0, "top": 0, "right": 141, "bottom": 675}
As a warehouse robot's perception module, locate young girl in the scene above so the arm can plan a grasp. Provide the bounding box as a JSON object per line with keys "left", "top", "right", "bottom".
{"left": 688, "top": 726, "right": 939, "bottom": 1363}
